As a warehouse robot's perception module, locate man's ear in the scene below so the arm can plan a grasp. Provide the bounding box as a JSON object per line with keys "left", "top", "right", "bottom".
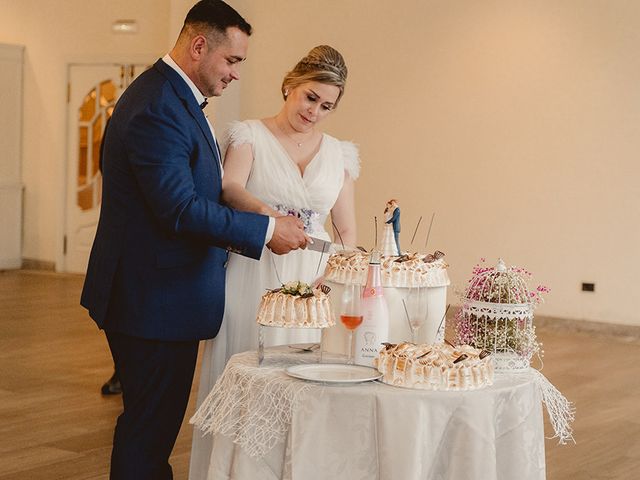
{"left": 191, "top": 35, "right": 207, "bottom": 60}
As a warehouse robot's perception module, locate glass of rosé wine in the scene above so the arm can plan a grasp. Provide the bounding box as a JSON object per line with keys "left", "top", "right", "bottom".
{"left": 340, "top": 283, "right": 363, "bottom": 364}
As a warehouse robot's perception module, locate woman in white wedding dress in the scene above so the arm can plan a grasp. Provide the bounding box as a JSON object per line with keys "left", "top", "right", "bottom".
{"left": 189, "top": 45, "right": 359, "bottom": 479}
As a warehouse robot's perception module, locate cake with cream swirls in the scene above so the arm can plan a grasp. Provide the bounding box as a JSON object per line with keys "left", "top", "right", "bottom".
{"left": 256, "top": 281, "right": 335, "bottom": 329}
{"left": 375, "top": 342, "right": 494, "bottom": 391}
{"left": 324, "top": 250, "right": 450, "bottom": 288}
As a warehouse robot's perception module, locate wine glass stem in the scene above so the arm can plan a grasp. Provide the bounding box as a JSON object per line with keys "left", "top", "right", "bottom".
{"left": 347, "top": 331, "right": 354, "bottom": 364}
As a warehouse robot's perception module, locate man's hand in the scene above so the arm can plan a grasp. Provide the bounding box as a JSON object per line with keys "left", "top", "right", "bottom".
{"left": 267, "top": 216, "right": 309, "bottom": 254}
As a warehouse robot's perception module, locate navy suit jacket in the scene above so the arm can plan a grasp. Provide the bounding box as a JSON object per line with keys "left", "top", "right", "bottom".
{"left": 81, "top": 59, "right": 268, "bottom": 341}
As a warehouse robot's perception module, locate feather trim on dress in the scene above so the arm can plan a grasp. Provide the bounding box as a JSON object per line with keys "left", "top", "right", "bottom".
{"left": 340, "top": 140, "right": 360, "bottom": 180}
{"left": 222, "top": 120, "right": 254, "bottom": 154}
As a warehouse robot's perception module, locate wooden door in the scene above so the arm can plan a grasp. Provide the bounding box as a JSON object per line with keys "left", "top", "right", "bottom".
{"left": 0, "top": 44, "right": 24, "bottom": 269}
{"left": 63, "top": 63, "right": 148, "bottom": 273}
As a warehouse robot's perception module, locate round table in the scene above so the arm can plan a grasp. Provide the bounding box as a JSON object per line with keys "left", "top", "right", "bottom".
{"left": 191, "top": 348, "right": 546, "bottom": 480}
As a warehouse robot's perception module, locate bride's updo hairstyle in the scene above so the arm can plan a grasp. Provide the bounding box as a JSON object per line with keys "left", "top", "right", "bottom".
{"left": 281, "top": 45, "right": 348, "bottom": 107}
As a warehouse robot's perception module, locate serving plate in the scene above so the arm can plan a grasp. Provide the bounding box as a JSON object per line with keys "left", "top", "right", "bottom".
{"left": 285, "top": 363, "right": 382, "bottom": 384}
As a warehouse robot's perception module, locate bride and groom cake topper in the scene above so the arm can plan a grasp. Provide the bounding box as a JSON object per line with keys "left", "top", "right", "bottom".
{"left": 383, "top": 199, "right": 401, "bottom": 256}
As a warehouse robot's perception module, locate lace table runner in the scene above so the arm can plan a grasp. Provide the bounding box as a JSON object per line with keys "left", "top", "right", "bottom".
{"left": 190, "top": 350, "right": 318, "bottom": 458}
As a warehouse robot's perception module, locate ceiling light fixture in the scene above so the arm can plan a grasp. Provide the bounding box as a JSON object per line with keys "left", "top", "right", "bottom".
{"left": 111, "top": 20, "right": 138, "bottom": 34}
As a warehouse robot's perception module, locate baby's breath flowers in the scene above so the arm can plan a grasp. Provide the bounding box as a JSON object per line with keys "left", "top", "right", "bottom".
{"left": 455, "top": 258, "right": 549, "bottom": 370}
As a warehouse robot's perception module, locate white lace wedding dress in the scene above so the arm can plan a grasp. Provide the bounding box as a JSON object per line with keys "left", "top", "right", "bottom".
{"left": 189, "top": 119, "right": 359, "bottom": 479}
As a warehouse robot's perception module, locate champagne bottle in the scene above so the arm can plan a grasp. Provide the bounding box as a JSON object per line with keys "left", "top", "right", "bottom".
{"left": 354, "top": 250, "right": 390, "bottom": 366}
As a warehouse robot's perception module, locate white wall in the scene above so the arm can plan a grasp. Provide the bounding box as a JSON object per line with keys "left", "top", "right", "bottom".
{"left": 238, "top": 0, "right": 640, "bottom": 326}
{"left": 0, "top": 0, "right": 637, "bottom": 327}
{"left": 0, "top": 0, "right": 171, "bottom": 266}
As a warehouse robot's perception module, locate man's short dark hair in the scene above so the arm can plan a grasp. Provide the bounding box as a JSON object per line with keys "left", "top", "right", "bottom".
{"left": 184, "top": 0, "right": 252, "bottom": 36}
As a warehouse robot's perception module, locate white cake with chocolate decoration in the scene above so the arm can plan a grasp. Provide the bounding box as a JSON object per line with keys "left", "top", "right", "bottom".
{"left": 324, "top": 250, "right": 450, "bottom": 288}
{"left": 256, "top": 281, "right": 335, "bottom": 329}
{"left": 375, "top": 341, "right": 494, "bottom": 391}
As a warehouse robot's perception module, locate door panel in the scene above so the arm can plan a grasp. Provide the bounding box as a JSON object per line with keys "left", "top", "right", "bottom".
{"left": 64, "top": 63, "right": 148, "bottom": 273}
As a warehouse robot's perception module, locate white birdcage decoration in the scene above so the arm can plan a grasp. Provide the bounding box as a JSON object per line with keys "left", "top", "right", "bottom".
{"left": 455, "top": 258, "right": 544, "bottom": 372}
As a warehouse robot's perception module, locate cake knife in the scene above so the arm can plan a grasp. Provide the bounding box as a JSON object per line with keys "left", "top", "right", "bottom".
{"left": 307, "top": 236, "right": 335, "bottom": 253}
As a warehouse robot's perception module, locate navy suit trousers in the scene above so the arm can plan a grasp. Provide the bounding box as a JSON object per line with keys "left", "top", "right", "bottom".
{"left": 106, "top": 330, "right": 199, "bottom": 480}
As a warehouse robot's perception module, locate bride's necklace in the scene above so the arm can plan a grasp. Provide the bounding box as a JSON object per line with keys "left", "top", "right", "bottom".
{"left": 274, "top": 117, "right": 313, "bottom": 148}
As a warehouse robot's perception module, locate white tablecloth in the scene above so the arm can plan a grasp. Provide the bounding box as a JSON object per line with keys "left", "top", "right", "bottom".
{"left": 192, "top": 350, "right": 546, "bottom": 480}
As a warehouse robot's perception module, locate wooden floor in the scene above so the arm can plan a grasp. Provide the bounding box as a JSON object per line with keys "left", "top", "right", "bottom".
{"left": 0, "top": 270, "right": 638, "bottom": 479}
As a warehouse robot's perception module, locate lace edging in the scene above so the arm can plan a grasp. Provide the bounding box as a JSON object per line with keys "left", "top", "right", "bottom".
{"left": 190, "top": 353, "right": 312, "bottom": 458}
{"left": 531, "top": 369, "right": 576, "bottom": 445}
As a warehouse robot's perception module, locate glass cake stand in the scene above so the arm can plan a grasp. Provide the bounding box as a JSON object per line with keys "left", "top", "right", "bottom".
{"left": 257, "top": 324, "right": 328, "bottom": 366}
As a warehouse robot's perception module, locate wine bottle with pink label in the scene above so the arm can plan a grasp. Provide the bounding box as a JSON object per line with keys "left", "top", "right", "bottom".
{"left": 354, "top": 250, "right": 390, "bottom": 367}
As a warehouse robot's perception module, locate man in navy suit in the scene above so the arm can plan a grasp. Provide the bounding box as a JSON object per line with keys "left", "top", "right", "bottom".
{"left": 81, "top": 2, "right": 307, "bottom": 478}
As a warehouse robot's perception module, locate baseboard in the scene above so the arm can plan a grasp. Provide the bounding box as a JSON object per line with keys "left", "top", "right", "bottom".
{"left": 535, "top": 314, "right": 640, "bottom": 340}
{"left": 21, "top": 258, "right": 56, "bottom": 271}
{"left": 444, "top": 305, "right": 640, "bottom": 340}
{"left": 0, "top": 258, "right": 22, "bottom": 269}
